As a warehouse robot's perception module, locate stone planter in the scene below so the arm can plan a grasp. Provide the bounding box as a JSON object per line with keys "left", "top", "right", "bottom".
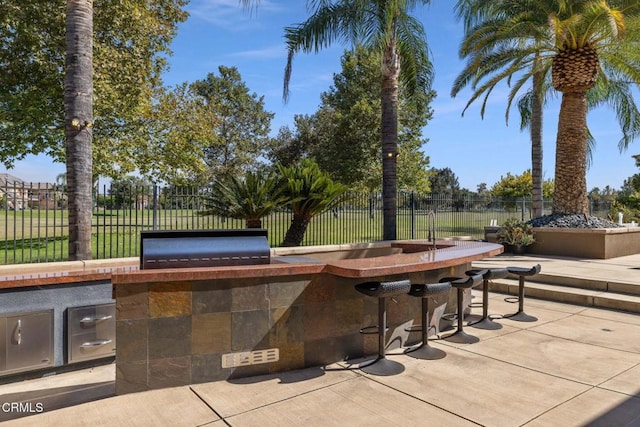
{"left": 530, "top": 226, "right": 640, "bottom": 259}
{"left": 501, "top": 244, "right": 529, "bottom": 255}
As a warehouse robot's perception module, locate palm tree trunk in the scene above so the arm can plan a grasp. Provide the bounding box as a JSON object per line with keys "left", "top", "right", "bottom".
{"left": 531, "top": 69, "right": 544, "bottom": 218}
{"left": 246, "top": 218, "right": 262, "bottom": 228}
{"left": 552, "top": 91, "right": 588, "bottom": 215}
{"left": 381, "top": 42, "right": 399, "bottom": 241}
{"left": 65, "top": 0, "right": 94, "bottom": 260}
{"left": 282, "top": 215, "right": 310, "bottom": 247}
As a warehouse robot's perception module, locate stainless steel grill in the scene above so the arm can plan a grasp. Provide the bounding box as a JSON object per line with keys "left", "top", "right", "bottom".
{"left": 140, "top": 229, "right": 270, "bottom": 269}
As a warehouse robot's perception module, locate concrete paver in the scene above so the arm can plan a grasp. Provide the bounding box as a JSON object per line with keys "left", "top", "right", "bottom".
{"left": 530, "top": 313, "right": 640, "bottom": 353}
{"left": 190, "top": 366, "right": 357, "bottom": 418}
{"left": 221, "top": 376, "right": 476, "bottom": 427}
{"left": 4, "top": 386, "right": 218, "bottom": 426}
{"left": 599, "top": 365, "right": 640, "bottom": 397}
{"left": 371, "top": 347, "right": 590, "bottom": 427}
{"left": 524, "top": 388, "right": 640, "bottom": 427}
{"left": 465, "top": 329, "right": 639, "bottom": 385}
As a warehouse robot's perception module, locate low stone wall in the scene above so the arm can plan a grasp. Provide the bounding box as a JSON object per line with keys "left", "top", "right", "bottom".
{"left": 530, "top": 227, "right": 640, "bottom": 259}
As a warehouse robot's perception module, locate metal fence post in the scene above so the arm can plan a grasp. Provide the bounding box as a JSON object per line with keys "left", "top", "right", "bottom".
{"left": 369, "top": 192, "right": 374, "bottom": 219}
{"left": 152, "top": 185, "right": 158, "bottom": 230}
{"left": 410, "top": 191, "right": 416, "bottom": 239}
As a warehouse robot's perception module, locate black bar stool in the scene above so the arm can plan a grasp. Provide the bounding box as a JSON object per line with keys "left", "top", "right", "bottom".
{"left": 466, "top": 268, "right": 508, "bottom": 330}
{"left": 504, "top": 264, "right": 541, "bottom": 322}
{"left": 439, "top": 275, "right": 483, "bottom": 344}
{"left": 355, "top": 279, "right": 411, "bottom": 375}
{"left": 405, "top": 281, "right": 452, "bottom": 360}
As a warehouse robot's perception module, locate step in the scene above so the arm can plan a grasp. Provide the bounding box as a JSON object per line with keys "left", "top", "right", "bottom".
{"left": 504, "top": 272, "right": 640, "bottom": 297}
{"left": 489, "top": 278, "right": 640, "bottom": 314}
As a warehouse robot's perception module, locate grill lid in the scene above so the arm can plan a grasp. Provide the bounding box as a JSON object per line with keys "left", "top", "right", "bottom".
{"left": 140, "top": 229, "right": 270, "bottom": 269}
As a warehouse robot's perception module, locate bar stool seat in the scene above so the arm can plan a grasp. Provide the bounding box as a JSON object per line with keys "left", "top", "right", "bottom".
{"left": 439, "top": 275, "right": 483, "bottom": 344}
{"left": 466, "top": 268, "right": 508, "bottom": 330}
{"left": 405, "top": 281, "right": 452, "bottom": 360}
{"left": 504, "top": 264, "right": 541, "bottom": 322}
{"left": 355, "top": 279, "right": 411, "bottom": 375}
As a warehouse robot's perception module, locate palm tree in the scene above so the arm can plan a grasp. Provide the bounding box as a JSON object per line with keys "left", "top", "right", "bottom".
{"left": 200, "top": 171, "right": 284, "bottom": 229}
{"left": 548, "top": 1, "right": 640, "bottom": 214}
{"left": 278, "top": 159, "right": 348, "bottom": 247}
{"left": 283, "top": 0, "right": 433, "bottom": 240}
{"left": 454, "top": 1, "right": 554, "bottom": 218}
{"left": 454, "top": 0, "right": 640, "bottom": 216}
{"left": 65, "top": 0, "right": 94, "bottom": 260}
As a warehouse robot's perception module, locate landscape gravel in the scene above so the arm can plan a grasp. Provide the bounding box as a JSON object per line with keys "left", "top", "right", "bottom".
{"left": 527, "top": 214, "right": 622, "bottom": 229}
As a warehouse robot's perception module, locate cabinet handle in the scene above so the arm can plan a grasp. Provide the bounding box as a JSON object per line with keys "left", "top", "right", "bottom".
{"left": 80, "top": 339, "right": 113, "bottom": 348}
{"left": 80, "top": 315, "right": 113, "bottom": 324}
{"left": 14, "top": 319, "right": 21, "bottom": 345}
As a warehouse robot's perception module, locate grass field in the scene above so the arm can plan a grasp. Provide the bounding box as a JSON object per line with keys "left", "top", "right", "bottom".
{"left": 0, "top": 207, "right": 532, "bottom": 264}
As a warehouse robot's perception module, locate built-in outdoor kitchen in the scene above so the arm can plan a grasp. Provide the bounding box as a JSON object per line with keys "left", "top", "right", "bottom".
{"left": 112, "top": 229, "right": 502, "bottom": 394}
{"left": 0, "top": 229, "right": 502, "bottom": 397}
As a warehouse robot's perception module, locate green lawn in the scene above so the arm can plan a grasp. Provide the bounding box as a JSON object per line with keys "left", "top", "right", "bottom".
{"left": 1, "top": 205, "right": 607, "bottom": 264}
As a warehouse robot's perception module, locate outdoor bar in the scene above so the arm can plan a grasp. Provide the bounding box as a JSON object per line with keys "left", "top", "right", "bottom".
{"left": 111, "top": 237, "right": 503, "bottom": 395}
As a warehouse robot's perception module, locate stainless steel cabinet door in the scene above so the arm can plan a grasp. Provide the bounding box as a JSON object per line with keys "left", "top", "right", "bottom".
{"left": 67, "top": 303, "right": 116, "bottom": 363}
{"left": 4, "top": 310, "right": 53, "bottom": 373}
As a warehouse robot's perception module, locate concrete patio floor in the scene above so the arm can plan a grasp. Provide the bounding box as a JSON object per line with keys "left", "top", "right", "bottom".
{"left": 2, "top": 254, "right": 640, "bottom": 426}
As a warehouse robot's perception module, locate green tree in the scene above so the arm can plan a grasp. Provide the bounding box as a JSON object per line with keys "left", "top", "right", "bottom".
{"left": 1, "top": 0, "right": 187, "bottom": 260}
{"left": 283, "top": 0, "right": 434, "bottom": 241}
{"left": 453, "top": 0, "right": 640, "bottom": 217}
{"left": 428, "top": 168, "right": 460, "bottom": 195}
{"left": 200, "top": 171, "right": 284, "bottom": 229}
{"left": 265, "top": 115, "right": 318, "bottom": 168}
{"left": 630, "top": 155, "right": 640, "bottom": 193}
{"left": 190, "top": 66, "right": 274, "bottom": 178}
{"left": 278, "top": 159, "right": 349, "bottom": 247}
{"left": 308, "top": 47, "right": 433, "bottom": 192}
{"left": 109, "top": 176, "right": 152, "bottom": 210}
{"left": 141, "top": 67, "right": 274, "bottom": 185}
{"left": 0, "top": 0, "right": 188, "bottom": 176}
{"left": 491, "top": 170, "right": 554, "bottom": 200}
{"left": 138, "top": 82, "right": 219, "bottom": 185}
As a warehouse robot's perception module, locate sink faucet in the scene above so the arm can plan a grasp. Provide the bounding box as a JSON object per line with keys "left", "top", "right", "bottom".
{"left": 427, "top": 210, "right": 436, "bottom": 250}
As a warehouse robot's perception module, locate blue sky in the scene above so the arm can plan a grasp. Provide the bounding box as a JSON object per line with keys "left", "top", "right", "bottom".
{"left": 5, "top": 0, "right": 638, "bottom": 191}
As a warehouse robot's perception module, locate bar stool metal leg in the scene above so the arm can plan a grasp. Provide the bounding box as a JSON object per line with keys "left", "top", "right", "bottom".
{"left": 503, "top": 264, "right": 541, "bottom": 322}
{"left": 358, "top": 296, "right": 407, "bottom": 375}
{"left": 440, "top": 275, "right": 482, "bottom": 344}
{"left": 405, "top": 281, "right": 451, "bottom": 360}
{"left": 466, "top": 268, "right": 507, "bottom": 330}
{"left": 355, "top": 280, "right": 411, "bottom": 376}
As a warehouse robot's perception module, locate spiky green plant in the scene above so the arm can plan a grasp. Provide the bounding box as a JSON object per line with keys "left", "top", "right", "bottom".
{"left": 278, "top": 159, "right": 349, "bottom": 246}
{"left": 200, "top": 171, "right": 284, "bottom": 229}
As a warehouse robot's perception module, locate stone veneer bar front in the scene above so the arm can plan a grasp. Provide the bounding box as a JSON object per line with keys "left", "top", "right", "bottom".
{"left": 111, "top": 240, "right": 503, "bottom": 395}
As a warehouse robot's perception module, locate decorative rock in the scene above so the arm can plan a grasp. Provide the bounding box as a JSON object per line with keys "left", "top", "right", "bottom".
{"left": 528, "top": 214, "right": 621, "bottom": 229}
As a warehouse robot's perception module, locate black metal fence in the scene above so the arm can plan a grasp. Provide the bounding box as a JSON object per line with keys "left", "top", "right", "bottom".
{"left": 0, "top": 180, "right": 614, "bottom": 264}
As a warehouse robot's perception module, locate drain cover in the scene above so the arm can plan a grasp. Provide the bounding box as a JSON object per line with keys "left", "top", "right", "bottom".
{"left": 221, "top": 348, "right": 279, "bottom": 368}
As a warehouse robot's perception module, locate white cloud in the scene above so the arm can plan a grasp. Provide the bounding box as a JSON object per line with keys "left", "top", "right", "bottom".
{"left": 229, "top": 44, "right": 287, "bottom": 59}
{"left": 188, "top": 0, "right": 284, "bottom": 31}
